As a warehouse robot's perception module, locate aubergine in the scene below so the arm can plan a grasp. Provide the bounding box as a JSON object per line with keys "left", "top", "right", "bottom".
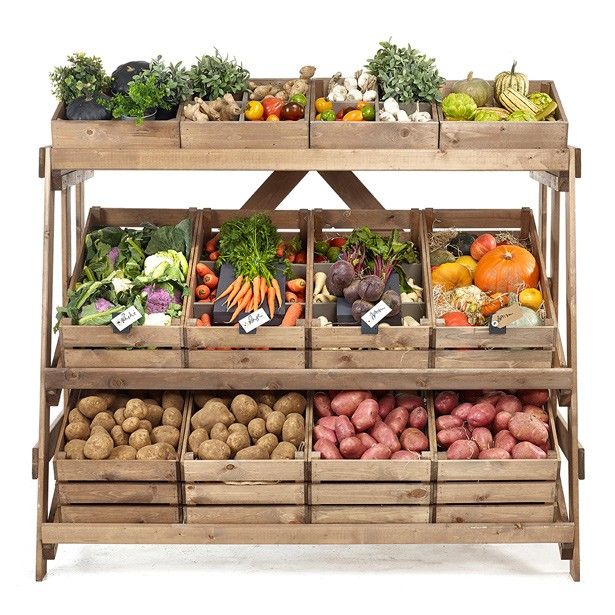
{"left": 358, "top": 275, "right": 385, "bottom": 302}
{"left": 111, "top": 61, "right": 149, "bottom": 93}
{"left": 65, "top": 94, "right": 111, "bottom": 120}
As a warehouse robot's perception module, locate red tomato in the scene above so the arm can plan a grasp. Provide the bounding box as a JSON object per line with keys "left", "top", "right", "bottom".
{"left": 443, "top": 311, "right": 470, "bottom": 326}
{"left": 328, "top": 237, "right": 346, "bottom": 248}
{"left": 314, "top": 254, "right": 328, "bottom": 263}
{"left": 262, "top": 97, "right": 284, "bottom": 118}
{"left": 294, "top": 251, "right": 307, "bottom": 264}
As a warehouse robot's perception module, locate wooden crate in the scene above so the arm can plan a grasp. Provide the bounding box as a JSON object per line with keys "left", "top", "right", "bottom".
{"left": 54, "top": 390, "right": 188, "bottom": 523}
{"left": 309, "top": 79, "right": 438, "bottom": 150}
{"left": 430, "top": 394, "right": 560, "bottom": 523}
{"left": 181, "top": 393, "right": 308, "bottom": 524}
{"left": 309, "top": 392, "right": 433, "bottom": 524}
{"left": 51, "top": 103, "right": 181, "bottom": 149}
{"left": 310, "top": 209, "right": 431, "bottom": 369}
{"left": 180, "top": 79, "right": 310, "bottom": 149}
{"left": 185, "top": 209, "right": 308, "bottom": 369}
{"left": 59, "top": 207, "right": 199, "bottom": 369}
{"left": 438, "top": 80, "right": 568, "bottom": 149}
{"left": 425, "top": 208, "right": 557, "bottom": 368}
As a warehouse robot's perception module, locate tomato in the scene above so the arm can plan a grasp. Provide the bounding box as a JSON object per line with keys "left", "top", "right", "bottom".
{"left": 261, "top": 97, "right": 284, "bottom": 118}
{"left": 244, "top": 101, "right": 264, "bottom": 121}
{"left": 195, "top": 285, "right": 210, "bottom": 300}
{"left": 443, "top": 311, "right": 470, "bottom": 326}
{"left": 290, "top": 93, "right": 307, "bottom": 107}
{"left": 266, "top": 114, "right": 280, "bottom": 121}
{"left": 361, "top": 104, "right": 375, "bottom": 121}
{"left": 320, "top": 109, "right": 336, "bottom": 122}
{"left": 315, "top": 97, "right": 333, "bottom": 113}
{"left": 295, "top": 251, "right": 307, "bottom": 264}
{"left": 314, "top": 253, "right": 328, "bottom": 263}
{"left": 328, "top": 237, "right": 346, "bottom": 248}
{"left": 342, "top": 110, "right": 363, "bottom": 121}
{"left": 282, "top": 102, "right": 305, "bottom": 121}
{"left": 356, "top": 101, "right": 369, "bottom": 109}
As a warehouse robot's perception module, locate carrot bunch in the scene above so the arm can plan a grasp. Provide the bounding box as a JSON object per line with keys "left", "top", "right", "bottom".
{"left": 217, "top": 274, "right": 283, "bottom": 322}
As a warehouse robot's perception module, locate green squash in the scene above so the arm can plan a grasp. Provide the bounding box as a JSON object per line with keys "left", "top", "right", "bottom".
{"left": 448, "top": 232, "right": 476, "bottom": 257}
{"left": 474, "top": 109, "right": 503, "bottom": 122}
{"left": 430, "top": 248, "right": 456, "bottom": 266}
{"left": 507, "top": 306, "right": 543, "bottom": 328}
{"left": 112, "top": 61, "right": 149, "bottom": 94}
{"left": 452, "top": 72, "right": 493, "bottom": 107}
{"left": 507, "top": 110, "right": 537, "bottom": 122}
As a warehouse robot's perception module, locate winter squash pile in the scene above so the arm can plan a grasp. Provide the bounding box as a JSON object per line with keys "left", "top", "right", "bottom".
{"left": 430, "top": 231, "right": 544, "bottom": 327}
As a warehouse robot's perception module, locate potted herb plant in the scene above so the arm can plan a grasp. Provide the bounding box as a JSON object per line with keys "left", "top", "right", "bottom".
{"left": 101, "top": 76, "right": 170, "bottom": 125}
{"left": 189, "top": 50, "right": 249, "bottom": 101}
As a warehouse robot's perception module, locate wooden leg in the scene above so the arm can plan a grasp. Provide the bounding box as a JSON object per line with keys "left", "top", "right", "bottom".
{"left": 241, "top": 171, "right": 308, "bottom": 210}
{"left": 538, "top": 183, "right": 547, "bottom": 262}
{"left": 75, "top": 180, "right": 85, "bottom": 245}
{"left": 550, "top": 189, "right": 560, "bottom": 312}
{"left": 61, "top": 186, "right": 72, "bottom": 303}
{"left": 317, "top": 171, "right": 384, "bottom": 209}
{"left": 36, "top": 147, "right": 55, "bottom": 581}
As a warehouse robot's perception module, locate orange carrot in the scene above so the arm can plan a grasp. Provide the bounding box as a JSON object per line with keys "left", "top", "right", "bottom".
{"left": 271, "top": 278, "right": 282, "bottom": 307}
{"left": 228, "top": 280, "right": 251, "bottom": 309}
{"left": 205, "top": 233, "right": 220, "bottom": 254}
{"left": 219, "top": 275, "right": 243, "bottom": 305}
{"left": 199, "top": 313, "right": 212, "bottom": 326}
{"left": 252, "top": 276, "right": 261, "bottom": 312}
{"left": 267, "top": 285, "right": 276, "bottom": 319}
{"left": 228, "top": 288, "right": 252, "bottom": 323}
{"left": 281, "top": 302, "right": 303, "bottom": 327}
{"left": 285, "top": 291, "right": 299, "bottom": 304}
{"left": 286, "top": 278, "right": 306, "bottom": 293}
{"left": 259, "top": 277, "right": 267, "bottom": 306}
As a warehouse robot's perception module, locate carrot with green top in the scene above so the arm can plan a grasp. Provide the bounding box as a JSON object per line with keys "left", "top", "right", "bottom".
{"left": 252, "top": 276, "right": 261, "bottom": 312}
{"left": 280, "top": 302, "right": 303, "bottom": 327}
{"left": 228, "top": 279, "right": 251, "bottom": 309}
{"left": 267, "top": 285, "right": 276, "bottom": 319}
{"left": 271, "top": 278, "right": 282, "bottom": 308}
{"left": 216, "top": 275, "right": 242, "bottom": 304}
{"left": 228, "top": 288, "right": 252, "bottom": 323}
{"left": 259, "top": 277, "right": 267, "bottom": 307}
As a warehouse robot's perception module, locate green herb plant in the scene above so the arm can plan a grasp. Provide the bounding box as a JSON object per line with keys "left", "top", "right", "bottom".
{"left": 50, "top": 52, "right": 110, "bottom": 103}
{"left": 366, "top": 40, "right": 445, "bottom": 103}
{"left": 132, "top": 55, "right": 192, "bottom": 107}
{"left": 189, "top": 50, "right": 249, "bottom": 100}
{"left": 100, "top": 76, "right": 170, "bottom": 125}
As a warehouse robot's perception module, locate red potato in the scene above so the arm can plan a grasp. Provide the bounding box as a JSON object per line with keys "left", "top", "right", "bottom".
{"left": 451, "top": 403, "right": 474, "bottom": 420}
{"left": 462, "top": 390, "right": 482, "bottom": 403}
{"left": 400, "top": 427, "right": 429, "bottom": 452}
{"left": 384, "top": 407, "right": 409, "bottom": 435}
{"left": 495, "top": 394, "right": 522, "bottom": 415}
{"left": 508, "top": 413, "right": 548, "bottom": 445}
{"left": 313, "top": 425, "right": 337, "bottom": 444}
{"left": 313, "top": 392, "right": 333, "bottom": 417}
{"left": 395, "top": 393, "right": 424, "bottom": 411}
{"left": 493, "top": 411, "right": 513, "bottom": 432}
{"left": 317, "top": 416, "right": 338, "bottom": 431}
{"left": 437, "top": 426, "right": 469, "bottom": 448}
{"left": 523, "top": 405, "right": 549, "bottom": 423}
{"left": 511, "top": 441, "right": 547, "bottom": 459}
{"left": 434, "top": 391, "right": 459, "bottom": 415}
{"left": 370, "top": 421, "right": 401, "bottom": 452}
{"left": 480, "top": 390, "right": 505, "bottom": 400}
{"left": 314, "top": 438, "right": 342, "bottom": 459}
{"left": 538, "top": 440, "right": 550, "bottom": 453}
{"left": 409, "top": 406, "right": 428, "bottom": 430}
{"left": 391, "top": 450, "right": 421, "bottom": 460}
{"left": 467, "top": 402, "right": 497, "bottom": 428}
{"left": 334, "top": 415, "right": 356, "bottom": 441}
{"left": 519, "top": 389, "right": 549, "bottom": 406}
{"left": 479, "top": 447, "right": 511, "bottom": 460}
{"left": 331, "top": 391, "right": 370, "bottom": 416}
{"left": 361, "top": 443, "right": 392, "bottom": 460}
{"left": 436, "top": 415, "right": 464, "bottom": 431}
{"left": 351, "top": 398, "right": 379, "bottom": 431}
{"left": 494, "top": 430, "right": 517, "bottom": 454}
{"left": 447, "top": 439, "right": 479, "bottom": 460}
{"left": 357, "top": 432, "right": 377, "bottom": 448}
{"left": 378, "top": 393, "right": 397, "bottom": 418}
{"left": 471, "top": 427, "right": 493, "bottom": 452}
{"left": 339, "top": 436, "right": 368, "bottom": 459}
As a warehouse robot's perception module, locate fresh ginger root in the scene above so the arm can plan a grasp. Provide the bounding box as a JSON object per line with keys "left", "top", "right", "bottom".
{"left": 249, "top": 66, "right": 316, "bottom": 101}
{"left": 183, "top": 94, "right": 241, "bottom": 122}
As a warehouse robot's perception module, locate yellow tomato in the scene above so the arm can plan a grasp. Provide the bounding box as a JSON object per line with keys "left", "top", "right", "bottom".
{"left": 315, "top": 97, "right": 333, "bottom": 114}
{"left": 519, "top": 288, "right": 543, "bottom": 310}
{"left": 266, "top": 114, "right": 280, "bottom": 121}
{"left": 356, "top": 101, "right": 369, "bottom": 109}
{"left": 456, "top": 255, "right": 478, "bottom": 279}
{"left": 342, "top": 110, "right": 363, "bottom": 122}
{"left": 315, "top": 113, "right": 321, "bottom": 121}
{"left": 245, "top": 101, "right": 264, "bottom": 121}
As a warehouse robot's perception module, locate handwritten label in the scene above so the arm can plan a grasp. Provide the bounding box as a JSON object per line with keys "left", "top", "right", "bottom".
{"left": 111, "top": 306, "right": 141, "bottom": 333}
{"left": 361, "top": 301, "right": 392, "bottom": 329}
{"left": 491, "top": 304, "right": 524, "bottom": 329}
{"left": 239, "top": 308, "right": 270, "bottom": 333}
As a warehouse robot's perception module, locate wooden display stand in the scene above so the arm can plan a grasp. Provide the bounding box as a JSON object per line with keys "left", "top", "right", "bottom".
{"left": 34, "top": 144, "right": 582, "bottom": 581}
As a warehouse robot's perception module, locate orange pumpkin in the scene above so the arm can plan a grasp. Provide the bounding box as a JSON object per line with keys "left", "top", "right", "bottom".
{"left": 432, "top": 262, "right": 472, "bottom": 291}
{"left": 474, "top": 245, "right": 539, "bottom": 293}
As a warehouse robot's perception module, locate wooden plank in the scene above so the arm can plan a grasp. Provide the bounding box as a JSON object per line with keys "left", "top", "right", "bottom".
{"left": 50, "top": 148, "right": 572, "bottom": 172}
{"left": 311, "top": 483, "right": 431, "bottom": 506}
{"left": 312, "top": 506, "right": 430, "bottom": 524}
{"left": 311, "top": 350, "right": 430, "bottom": 369}
{"left": 529, "top": 171, "right": 569, "bottom": 192}
{"left": 241, "top": 171, "right": 308, "bottom": 210}
{"left": 183, "top": 459, "right": 305, "bottom": 483}
{"left": 185, "top": 483, "right": 305, "bottom": 506}
{"left": 58, "top": 482, "right": 179, "bottom": 505}
{"left": 437, "top": 458, "right": 560, "bottom": 482}
{"left": 317, "top": 172, "right": 383, "bottom": 209}
{"left": 185, "top": 506, "right": 305, "bottom": 524}
{"left": 44, "top": 367, "right": 575, "bottom": 391}
{"left": 555, "top": 481, "right": 573, "bottom": 560}
{"left": 435, "top": 350, "right": 553, "bottom": 369}
{"left": 311, "top": 459, "right": 431, "bottom": 482}
{"left": 41, "top": 521, "right": 576, "bottom": 545}
{"left": 32, "top": 411, "right": 63, "bottom": 480}
{"left": 436, "top": 482, "right": 556, "bottom": 504}
{"left": 555, "top": 412, "right": 585, "bottom": 480}
{"left": 186, "top": 326, "right": 305, "bottom": 349}
{"left": 54, "top": 458, "right": 179, "bottom": 482}
{"left": 550, "top": 189, "right": 561, "bottom": 310}
{"left": 311, "top": 326, "right": 429, "bottom": 348}
{"left": 60, "top": 505, "right": 180, "bottom": 523}
{"left": 62, "top": 323, "right": 183, "bottom": 348}
{"left": 62, "top": 349, "right": 184, "bottom": 368}
{"left": 434, "top": 326, "right": 555, "bottom": 349}
{"left": 187, "top": 350, "right": 305, "bottom": 369}
{"left": 51, "top": 169, "right": 95, "bottom": 191}
{"left": 436, "top": 505, "right": 555, "bottom": 523}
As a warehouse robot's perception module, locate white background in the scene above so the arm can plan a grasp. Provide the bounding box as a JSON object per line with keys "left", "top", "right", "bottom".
{"left": 2, "top": 1, "right": 613, "bottom": 610}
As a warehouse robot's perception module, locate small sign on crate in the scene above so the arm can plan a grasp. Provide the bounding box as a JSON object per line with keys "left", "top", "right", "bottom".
{"left": 111, "top": 306, "right": 141, "bottom": 334}
{"left": 239, "top": 308, "right": 270, "bottom": 334}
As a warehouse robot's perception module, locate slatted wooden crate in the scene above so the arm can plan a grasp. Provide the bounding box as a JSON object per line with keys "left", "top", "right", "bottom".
{"left": 59, "top": 207, "right": 199, "bottom": 369}
{"left": 180, "top": 79, "right": 310, "bottom": 149}
{"left": 181, "top": 392, "right": 308, "bottom": 524}
{"left": 51, "top": 103, "right": 181, "bottom": 149}
{"left": 310, "top": 209, "right": 431, "bottom": 369}
{"left": 438, "top": 80, "right": 567, "bottom": 149}
{"left": 424, "top": 208, "right": 557, "bottom": 368}
{"left": 309, "top": 393, "right": 433, "bottom": 524}
{"left": 309, "top": 79, "right": 438, "bottom": 150}
{"left": 54, "top": 391, "right": 188, "bottom": 523}
{"left": 185, "top": 209, "right": 308, "bottom": 369}
{"left": 429, "top": 394, "right": 560, "bottom": 523}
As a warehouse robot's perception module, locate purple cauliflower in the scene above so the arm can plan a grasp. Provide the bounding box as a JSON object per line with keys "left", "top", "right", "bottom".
{"left": 144, "top": 286, "right": 173, "bottom": 314}
{"left": 95, "top": 298, "right": 114, "bottom": 312}
{"left": 107, "top": 246, "right": 120, "bottom": 267}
